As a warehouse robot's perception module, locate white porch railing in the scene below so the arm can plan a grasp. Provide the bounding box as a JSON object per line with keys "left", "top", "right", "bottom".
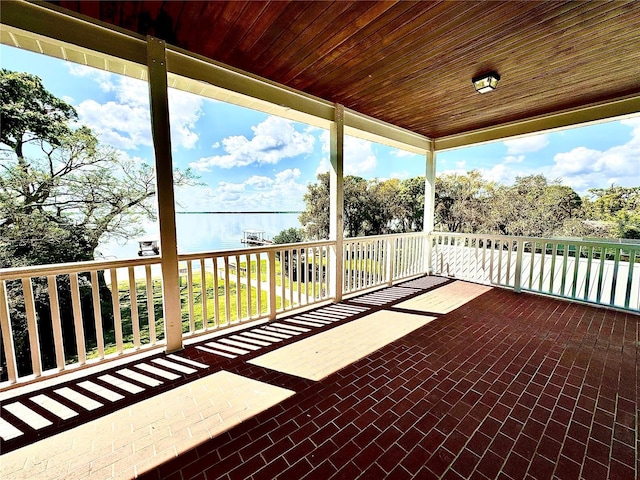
{"left": 176, "top": 241, "right": 333, "bottom": 336}
{"left": 429, "top": 232, "right": 640, "bottom": 312}
{"left": 0, "top": 234, "right": 429, "bottom": 386}
{"left": 4, "top": 231, "right": 635, "bottom": 387}
{"left": 343, "top": 232, "right": 427, "bottom": 295}
{"left": 0, "top": 257, "right": 164, "bottom": 385}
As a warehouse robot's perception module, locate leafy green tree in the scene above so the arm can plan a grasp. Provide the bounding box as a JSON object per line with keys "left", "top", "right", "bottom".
{"left": 273, "top": 227, "right": 305, "bottom": 244}
{"left": 486, "top": 175, "right": 588, "bottom": 237}
{"left": 583, "top": 186, "right": 640, "bottom": 238}
{"left": 299, "top": 172, "right": 330, "bottom": 239}
{"left": 398, "top": 176, "right": 425, "bottom": 232}
{"left": 343, "top": 175, "right": 369, "bottom": 237}
{"left": 435, "top": 170, "right": 493, "bottom": 233}
{"left": 366, "top": 178, "right": 402, "bottom": 235}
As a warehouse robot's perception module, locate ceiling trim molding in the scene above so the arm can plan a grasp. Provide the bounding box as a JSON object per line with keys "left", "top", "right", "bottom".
{"left": 435, "top": 93, "right": 640, "bottom": 151}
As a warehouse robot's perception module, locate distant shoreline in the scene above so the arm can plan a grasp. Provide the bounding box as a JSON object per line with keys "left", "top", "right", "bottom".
{"left": 176, "top": 211, "right": 303, "bottom": 214}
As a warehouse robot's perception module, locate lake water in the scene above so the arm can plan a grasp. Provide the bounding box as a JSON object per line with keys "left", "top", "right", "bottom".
{"left": 97, "top": 213, "right": 302, "bottom": 260}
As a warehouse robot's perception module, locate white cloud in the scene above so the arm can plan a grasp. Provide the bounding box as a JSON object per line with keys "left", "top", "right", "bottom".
{"left": 548, "top": 118, "right": 640, "bottom": 191}
{"left": 504, "top": 155, "right": 525, "bottom": 164}
{"left": 478, "top": 164, "right": 513, "bottom": 184}
{"left": 245, "top": 175, "right": 273, "bottom": 189}
{"left": 76, "top": 99, "right": 152, "bottom": 150}
{"left": 503, "top": 134, "right": 549, "bottom": 154}
{"left": 190, "top": 116, "right": 314, "bottom": 171}
{"left": 69, "top": 66, "right": 202, "bottom": 150}
{"left": 318, "top": 132, "right": 377, "bottom": 175}
{"left": 176, "top": 169, "right": 306, "bottom": 211}
{"left": 390, "top": 149, "right": 419, "bottom": 158}
{"left": 315, "top": 158, "right": 330, "bottom": 177}
{"left": 168, "top": 88, "right": 203, "bottom": 149}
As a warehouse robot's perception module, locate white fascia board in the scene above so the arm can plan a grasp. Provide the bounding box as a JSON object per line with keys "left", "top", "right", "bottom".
{"left": 435, "top": 93, "right": 640, "bottom": 152}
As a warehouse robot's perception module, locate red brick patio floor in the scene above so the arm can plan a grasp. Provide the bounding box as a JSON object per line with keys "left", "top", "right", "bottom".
{"left": 137, "top": 277, "right": 638, "bottom": 480}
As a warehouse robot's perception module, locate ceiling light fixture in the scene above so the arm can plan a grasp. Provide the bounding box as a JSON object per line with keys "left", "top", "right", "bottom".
{"left": 472, "top": 72, "right": 500, "bottom": 93}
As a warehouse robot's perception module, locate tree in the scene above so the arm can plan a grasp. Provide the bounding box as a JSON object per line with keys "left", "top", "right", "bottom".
{"left": 398, "top": 176, "right": 425, "bottom": 232}
{"left": 273, "top": 227, "right": 305, "bottom": 244}
{"left": 299, "top": 172, "right": 330, "bottom": 239}
{"left": 485, "top": 175, "right": 590, "bottom": 237}
{"left": 366, "top": 178, "right": 402, "bottom": 235}
{"left": 343, "top": 175, "right": 369, "bottom": 237}
{"left": 583, "top": 186, "right": 640, "bottom": 238}
{"left": 435, "top": 171, "right": 493, "bottom": 233}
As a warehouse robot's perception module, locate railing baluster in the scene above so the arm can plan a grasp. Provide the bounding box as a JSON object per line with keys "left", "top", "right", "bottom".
{"left": 21, "top": 277, "right": 42, "bottom": 376}
{"left": 296, "top": 248, "right": 302, "bottom": 306}
{"left": 268, "top": 250, "right": 277, "bottom": 319}
{"left": 145, "top": 265, "right": 156, "bottom": 344}
{"left": 528, "top": 242, "right": 536, "bottom": 290}
{"left": 583, "top": 246, "right": 593, "bottom": 302}
{"left": 68, "top": 273, "right": 86, "bottom": 366}
{"left": 246, "top": 254, "right": 252, "bottom": 317}
{"left": 235, "top": 254, "right": 242, "bottom": 322}
{"left": 350, "top": 241, "right": 355, "bottom": 291}
{"left": 489, "top": 237, "right": 495, "bottom": 284}
{"left": 549, "top": 243, "right": 557, "bottom": 295}
{"left": 364, "top": 242, "right": 370, "bottom": 286}
{"left": 0, "top": 280, "right": 18, "bottom": 383}
{"left": 506, "top": 240, "right": 513, "bottom": 286}
{"left": 571, "top": 245, "right": 581, "bottom": 299}
{"left": 128, "top": 268, "right": 141, "bottom": 348}
{"left": 90, "top": 271, "right": 105, "bottom": 359}
{"left": 538, "top": 243, "right": 546, "bottom": 292}
{"left": 186, "top": 261, "right": 195, "bottom": 333}
{"left": 256, "top": 253, "right": 262, "bottom": 316}
{"left": 200, "top": 258, "right": 208, "bottom": 329}
{"left": 625, "top": 248, "right": 637, "bottom": 309}
{"left": 109, "top": 268, "right": 123, "bottom": 354}
{"left": 610, "top": 247, "right": 621, "bottom": 306}
{"left": 47, "top": 275, "right": 66, "bottom": 369}
{"left": 596, "top": 247, "right": 606, "bottom": 303}
{"left": 279, "top": 249, "right": 286, "bottom": 312}
{"left": 514, "top": 240, "right": 523, "bottom": 293}
{"left": 311, "top": 247, "right": 317, "bottom": 301}
{"left": 223, "top": 256, "right": 231, "bottom": 325}
{"left": 496, "top": 239, "right": 503, "bottom": 285}
{"left": 480, "top": 237, "right": 486, "bottom": 282}
{"left": 357, "top": 241, "right": 362, "bottom": 288}
{"left": 560, "top": 243, "right": 569, "bottom": 296}
{"left": 213, "top": 256, "right": 220, "bottom": 328}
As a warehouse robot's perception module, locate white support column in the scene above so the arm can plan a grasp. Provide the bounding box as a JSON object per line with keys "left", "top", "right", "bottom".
{"left": 147, "top": 36, "right": 182, "bottom": 353}
{"left": 424, "top": 147, "right": 436, "bottom": 274}
{"left": 330, "top": 104, "right": 345, "bottom": 302}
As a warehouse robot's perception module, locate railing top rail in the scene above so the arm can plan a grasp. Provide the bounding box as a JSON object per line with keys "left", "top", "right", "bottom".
{"left": 430, "top": 231, "right": 639, "bottom": 250}
{"left": 177, "top": 239, "right": 335, "bottom": 261}
{"left": 0, "top": 256, "right": 162, "bottom": 281}
{"left": 343, "top": 231, "right": 427, "bottom": 242}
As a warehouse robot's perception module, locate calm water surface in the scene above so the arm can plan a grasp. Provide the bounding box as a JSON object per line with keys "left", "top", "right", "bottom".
{"left": 97, "top": 213, "right": 301, "bottom": 260}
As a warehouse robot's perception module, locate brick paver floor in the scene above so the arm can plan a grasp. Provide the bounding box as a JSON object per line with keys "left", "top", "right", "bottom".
{"left": 1, "top": 276, "right": 637, "bottom": 479}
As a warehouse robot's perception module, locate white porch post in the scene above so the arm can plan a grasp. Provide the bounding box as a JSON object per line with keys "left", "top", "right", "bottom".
{"left": 147, "top": 36, "right": 182, "bottom": 353}
{"left": 424, "top": 146, "right": 436, "bottom": 274}
{"left": 330, "top": 104, "right": 345, "bottom": 302}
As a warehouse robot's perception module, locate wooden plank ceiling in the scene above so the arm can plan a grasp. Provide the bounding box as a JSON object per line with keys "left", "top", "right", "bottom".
{"left": 51, "top": 0, "right": 640, "bottom": 140}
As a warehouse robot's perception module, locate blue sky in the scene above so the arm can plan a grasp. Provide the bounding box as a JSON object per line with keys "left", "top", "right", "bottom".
{"left": 2, "top": 43, "right": 639, "bottom": 217}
